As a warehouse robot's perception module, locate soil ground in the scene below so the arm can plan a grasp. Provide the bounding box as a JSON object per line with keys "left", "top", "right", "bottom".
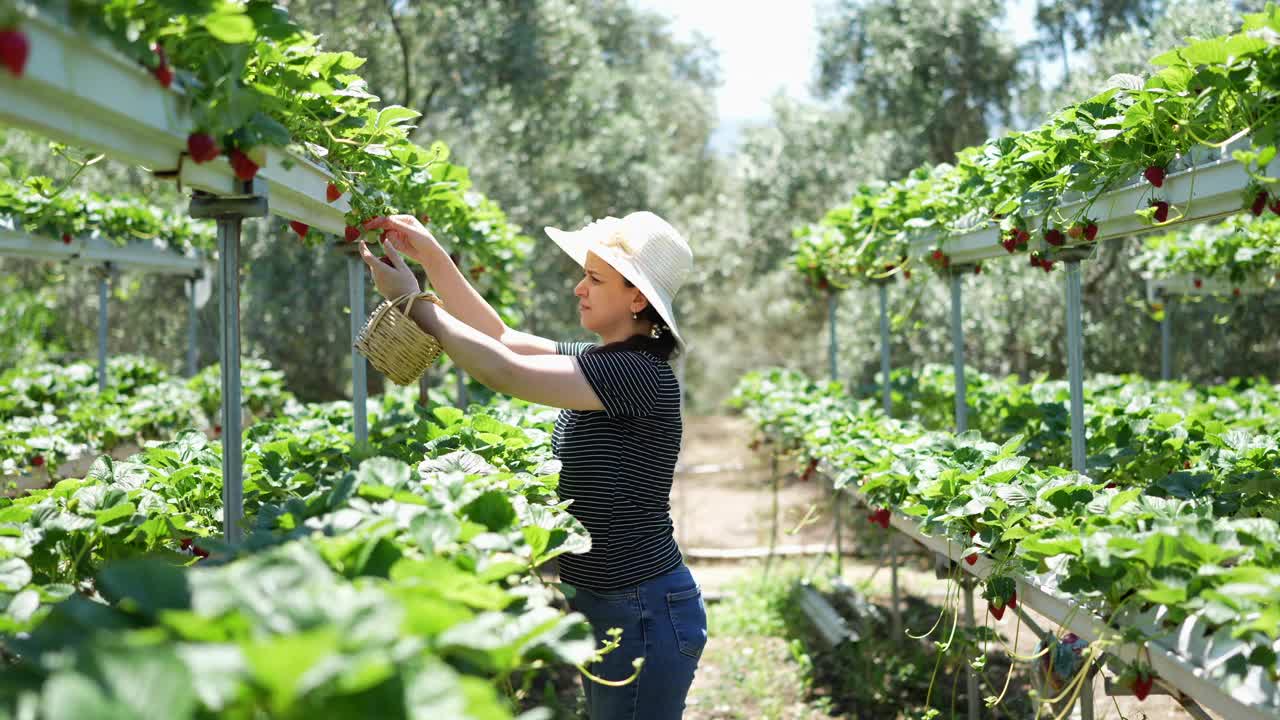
{"left": 667, "top": 415, "right": 1217, "bottom": 720}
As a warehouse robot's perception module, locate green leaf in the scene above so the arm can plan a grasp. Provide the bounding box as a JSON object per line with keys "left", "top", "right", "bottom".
{"left": 203, "top": 12, "right": 257, "bottom": 44}
{"left": 462, "top": 490, "right": 517, "bottom": 532}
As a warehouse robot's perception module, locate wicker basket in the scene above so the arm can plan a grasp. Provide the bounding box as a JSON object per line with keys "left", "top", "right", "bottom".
{"left": 354, "top": 291, "right": 445, "bottom": 385}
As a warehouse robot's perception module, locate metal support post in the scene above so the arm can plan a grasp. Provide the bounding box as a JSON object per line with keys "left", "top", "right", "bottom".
{"left": 889, "top": 537, "right": 901, "bottom": 636}
{"left": 878, "top": 282, "right": 891, "bottom": 414}
{"left": 1160, "top": 295, "right": 1173, "bottom": 381}
{"left": 186, "top": 275, "right": 199, "bottom": 377}
{"left": 825, "top": 292, "right": 843, "bottom": 576}
{"left": 877, "top": 281, "right": 900, "bottom": 635}
{"left": 347, "top": 257, "right": 368, "bottom": 445}
{"left": 455, "top": 366, "right": 469, "bottom": 409}
{"left": 189, "top": 186, "right": 268, "bottom": 546}
{"left": 96, "top": 264, "right": 111, "bottom": 392}
{"left": 963, "top": 579, "right": 980, "bottom": 720}
{"left": 1079, "top": 667, "right": 1096, "bottom": 720}
{"left": 1065, "top": 260, "right": 1087, "bottom": 473}
{"left": 827, "top": 291, "right": 839, "bottom": 383}
{"left": 950, "top": 272, "right": 967, "bottom": 433}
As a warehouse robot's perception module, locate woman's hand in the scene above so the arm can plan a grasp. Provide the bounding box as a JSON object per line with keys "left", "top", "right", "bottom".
{"left": 358, "top": 240, "right": 421, "bottom": 299}
{"left": 362, "top": 215, "right": 442, "bottom": 263}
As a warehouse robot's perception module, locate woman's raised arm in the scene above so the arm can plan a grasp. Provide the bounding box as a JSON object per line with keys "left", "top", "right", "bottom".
{"left": 363, "top": 215, "right": 557, "bottom": 355}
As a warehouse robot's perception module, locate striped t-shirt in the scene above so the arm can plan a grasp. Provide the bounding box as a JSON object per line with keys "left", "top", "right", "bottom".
{"left": 552, "top": 341, "right": 684, "bottom": 591}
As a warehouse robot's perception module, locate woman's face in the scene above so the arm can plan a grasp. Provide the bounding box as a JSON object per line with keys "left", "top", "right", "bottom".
{"left": 575, "top": 251, "right": 646, "bottom": 337}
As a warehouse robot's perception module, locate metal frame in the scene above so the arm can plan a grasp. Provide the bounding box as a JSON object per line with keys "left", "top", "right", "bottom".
{"left": 861, "top": 493, "right": 1280, "bottom": 720}
{"left": 908, "top": 135, "right": 1267, "bottom": 265}
{"left": 0, "top": 9, "right": 350, "bottom": 236}
{"left": 1145, "top": 275, "right": 1274, "bottom": 382}
{"left": 0, "top": 226, "right": 203, "bottom": 275}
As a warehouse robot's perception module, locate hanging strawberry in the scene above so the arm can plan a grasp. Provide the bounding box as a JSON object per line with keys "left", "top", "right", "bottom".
{"left": 151, "top": 43, "right": 173, "bottom": 88}
{"left": 1149, "top": 199, "right": 1170, "bottom": 223}
{"left": 289, "top": 221, "right": 309, "bottom": 239}
{"left": 344, "top": 226, "right": 361, "bottom": 243}
{"left": 187, "top": 133, "right": 220, "bottom": 164}
{"left": 228, "top": 148, "right": 260, "bottom": 182}
{"left": 326, "top": 182, "right": 341, "bottom": 203}
{"left": 1143, "top": 165, "right": 1166, "bottom": 188}
{"left": 0, "top": 27, "right": 29, "bottom": 77}
{"left": 1249, "top": 190, "right": 1268, "bottom": 216}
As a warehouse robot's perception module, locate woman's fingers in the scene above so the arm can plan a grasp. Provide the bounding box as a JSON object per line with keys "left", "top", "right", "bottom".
{"left": 382, "top": 240, "right": 407, "bottom": 269}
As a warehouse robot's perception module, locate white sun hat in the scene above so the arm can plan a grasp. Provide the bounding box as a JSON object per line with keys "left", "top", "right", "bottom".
{"left": 545, "top": 211, "right": 693, "bottom": 354}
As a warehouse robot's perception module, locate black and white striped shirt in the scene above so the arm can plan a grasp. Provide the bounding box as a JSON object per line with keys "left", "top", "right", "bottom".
{"left": 552, "top": 341, "right": 684, "bottom": 591}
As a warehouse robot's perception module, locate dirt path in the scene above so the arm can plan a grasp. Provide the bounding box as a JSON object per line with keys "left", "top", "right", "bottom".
{"left": 674, "top": 415, "right": 1215, "bottom": 720}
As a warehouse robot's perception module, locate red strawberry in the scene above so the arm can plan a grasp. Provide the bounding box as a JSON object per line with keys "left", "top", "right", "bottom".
{"left": 1193, "top": 278, "right": 1203, "bottom": 289}
{"left": 988, "top": 600, "right": 1006, "bottom": 621}
{"left": 1270, "top": 198, "right": 1280, "bottom": 216}
{"left": 973, "top": 264, "right": 982, "bottom": 275}
{"left": 229, "top": 148, "right": 260, "bottom": 182}
{"left": 1084, "top": 222, "right": 1098, "bottom": 241}
{"left": 1016, "top": 229, "right": 1029, "bottom": 247}
{"left": 1132, "top": 671, "right": 1154, "bottom": 701}
{"left": 1106, "top": 482, "right": 1117, "bottom": 489}
{"left": 187, "top": 133, "right": 219, "bottom": 164}
{"left": 289, "top": 221, "right": 309, "bottom": 239}
{"left": 153, "top": 63, "right": 173, "bottom": 88}
{"left": 874, "top": 508, "right": 891, "bottom": 529}
{"left": 344, "top": 225, "right": 361, "bottom": 243}
{"left": 31, "top": 454, "right": 44, "bottom": 468}
{"left": 801, "top": 459, "right": 817, "bottom": 482}
{"left": 1042, "top": 260, "right": 1054, "bottom": 273}
{"left": 61, "top": 232, "right": 72, "bottom": 244}
{"left": 1002, "top": 237, "right": 1016, "bottom": 254}
{"left": 964, "top": 551, "right": 978, "bottom": 566}
{"left": 1250, "top": 191, "right": 1267, "bottom": 216}
{"left": 213, "top": 424, "right": 222, "bottom": 435}
{"left": 902, "top": 269, "right": 912, "bottom": 280}
{"left": 1007, "top": 590, "right": 1017, "bottom": 610}
{"left": 1067, "top": 224, "right": 1083, "bottom": 239}
{"left": 1045, "top": 228, "right": 1064, "bottom": 246}
{"left": 151, "top": 44, "right": 172, "bottom": 88}
{"left": 931, "top": 249, "right": 944, "bottom": 262}
{"left": 179, "top": 538, "right": 193, "bottom": 550}
{"left": 1151, "top": 200, "right": 1170, "bottom": 223}
{"left": 326, "top": 182, "right": 341, "bottom": 203}
{"left": 1029, "top": 253, "right": 1041, "bottom": 268}
{"left": 0, "top": 28, "right": 29, "bottom": 78}
{"left": 1143, "top": 165, "right": 1166, "bottom": 188}
{"left": 1233, "top": 287, "right": 1241, "bottom": 297}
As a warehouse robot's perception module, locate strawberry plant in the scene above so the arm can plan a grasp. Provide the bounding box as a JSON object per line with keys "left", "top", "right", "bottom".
{"left": 793, "top": 8, "right": 1280, "bottom": 286}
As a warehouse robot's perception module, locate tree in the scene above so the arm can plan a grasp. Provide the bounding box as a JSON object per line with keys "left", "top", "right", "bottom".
{"left": 813, "top": 0, "right": 1022, "bottom": 174}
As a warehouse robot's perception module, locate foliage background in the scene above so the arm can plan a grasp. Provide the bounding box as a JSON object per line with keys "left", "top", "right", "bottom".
{"left": 1, "top": 0, "right": 1277, "bottom": 410}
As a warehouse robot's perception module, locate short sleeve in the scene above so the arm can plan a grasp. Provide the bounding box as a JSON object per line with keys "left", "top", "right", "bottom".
{"left": 574, "top": 350, "right": 660, "bottom": 418}
{"left": 556, "top": 341, "right": 597, "bottom": 357}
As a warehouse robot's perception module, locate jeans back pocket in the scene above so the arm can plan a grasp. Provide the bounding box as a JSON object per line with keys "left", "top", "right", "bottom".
{"left": 666, "top": 586, "right": 708, "bottom": 659}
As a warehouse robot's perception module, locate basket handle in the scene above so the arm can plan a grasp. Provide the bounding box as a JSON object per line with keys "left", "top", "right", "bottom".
{"left": 367, "top": 291, "right": 440, "bottom": 327}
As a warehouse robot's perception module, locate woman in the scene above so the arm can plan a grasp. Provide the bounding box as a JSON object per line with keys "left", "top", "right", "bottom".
{"left": 358, "top": 210, "right": 708, "bottom": 720}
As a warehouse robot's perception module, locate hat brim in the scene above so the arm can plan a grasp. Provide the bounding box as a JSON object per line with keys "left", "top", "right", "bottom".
{"left": 545, "top": 225, "right": 686, "bottom": 354}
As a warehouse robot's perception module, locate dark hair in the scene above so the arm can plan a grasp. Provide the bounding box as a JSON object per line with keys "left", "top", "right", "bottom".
{"left": 591, "top": 278, "right": 679, "bottom": 361}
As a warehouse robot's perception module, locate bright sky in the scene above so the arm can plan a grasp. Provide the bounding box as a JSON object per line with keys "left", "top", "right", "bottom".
{"left": 636, "top": 0, "right": 1044, "bottom": 151}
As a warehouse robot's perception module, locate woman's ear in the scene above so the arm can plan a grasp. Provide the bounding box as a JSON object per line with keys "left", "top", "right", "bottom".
{"left": 630, "top": 291, "right": 650, "bottom": 314}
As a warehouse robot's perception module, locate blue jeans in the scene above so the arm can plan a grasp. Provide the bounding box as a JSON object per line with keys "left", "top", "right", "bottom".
{"left": 566, "top": 564, "right": 707, "bottom": 720}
